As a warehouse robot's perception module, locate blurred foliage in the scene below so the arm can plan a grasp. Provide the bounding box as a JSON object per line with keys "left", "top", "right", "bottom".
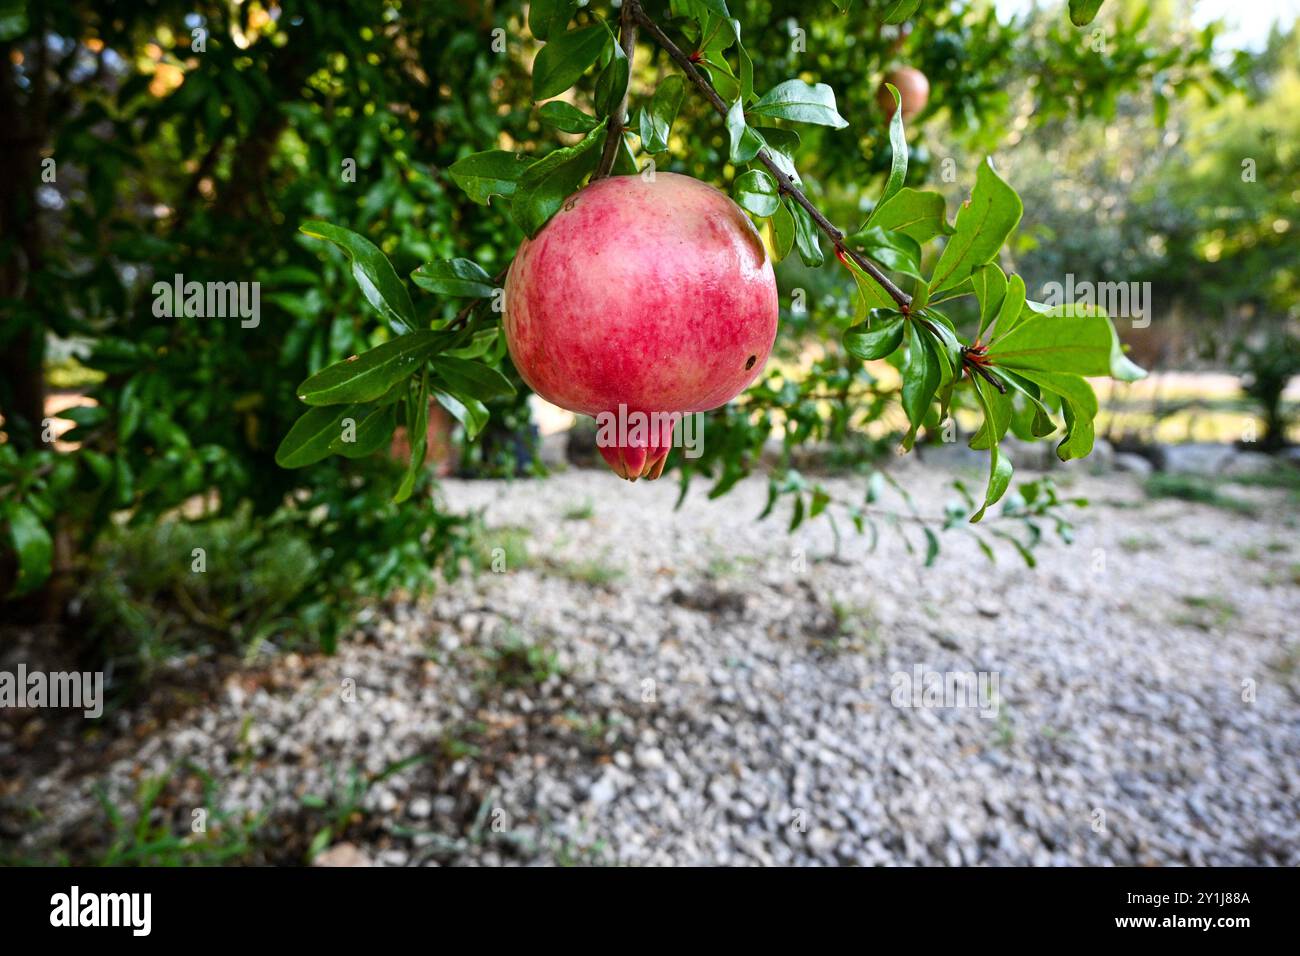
{"left": 0, "top": 0, "right": 1274, "bottom": 671}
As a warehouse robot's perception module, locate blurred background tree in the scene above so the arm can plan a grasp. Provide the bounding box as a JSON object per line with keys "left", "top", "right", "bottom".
{"left": 1, "top": 0, "right": 1290, "bottom": 681}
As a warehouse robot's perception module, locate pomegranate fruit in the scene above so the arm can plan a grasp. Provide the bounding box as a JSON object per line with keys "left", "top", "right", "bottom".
{"left": 504, "top": 172, "right": 778, "bottom": 480}
{"left": 877, "top": 66, "right": 930, "bottom": 122}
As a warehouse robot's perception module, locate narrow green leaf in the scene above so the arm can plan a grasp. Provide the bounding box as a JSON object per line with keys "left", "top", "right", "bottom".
{"left": 430, "top": 356, "right": 516, "bottom": 401}
{"left": 539, "top": 101, "right": 601, "bottom": 133}
{"left": 901, "top": 323, "right": 940, "bottom": 448}
{"left": 733, "top": 169, "right": 780, "bottom": 217}
{"left": 726, "top": 99, "right": 763, "bottom": 163}
{"left": 878, "top": 84, "right": 908, "bottom": 210}
{"left": 638, "top": 74, "right": 684, "bottom": 153}
{"left": 299, "top": 221, "right": 416, "bottom": 334}
{"left": 434, "top": 390, "right": 490, "bottom": 440}
{"left": 276, "top": 403, "right": 365, "bottom": 468}
{"left": 1069, "top": 0, "right": 1105, "bottom": 27}
{"left": 330, "top": 402, "right": 398, "bottom": 459}
{"left": 595, "top": 39, "right": 629, "bottom": 116}
{"left": 849, "top": 225, "right": 923, "bottom": 280}
{"left": 868, "top": 187, "right": 952, "bottom": 243}
{"left": 927, "top": 159, "right": 1023, "bottom": 296}
{"left": 750, "top": 79, "right": 848, "bottom": 129}
{"left": 532, "top": 25, "right": 610, "bottom": 101}
{"left": 447, "top": 150, "right": 532, "bottom": 206}
{"left": 991, "top": 273, "right": 1028, "bottom": 339}
{"left": 511, "top": 125, "right": 605, "bottom": 237}
{"left": 971, "top": 263, "right": 1008, "bottom": 340}
{"left": 3, "top": 503, "right": 52, "bottom": 597}
{"left": 884, "top": 0, "right": 923, "bottom": 24}
{"left": 769, "top": 200, "right": 796, "bottom": 262}
{"left": 844, "top": 313, "right": 906, "bottom": 361}
{"left": 394, "top": 372, "right": 430, "bottom": 504}
{"left": 789, "top": 200, "right": 824, "bottom": 267}
{"left": 970, "top": 378, "right": 1014, "bottom": 523}
{"left": 297, "top": 330, "right": 451, "bottom": 406}
{"left": 410, "top": 258, "right": 495, "bottom": 298}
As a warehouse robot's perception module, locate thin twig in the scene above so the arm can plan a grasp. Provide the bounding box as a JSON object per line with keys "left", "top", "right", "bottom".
{"left": 593, "top": 1, "right": 638, "bottom": 180}
{"left": 448, "top": 264, "right": 511, "bottom": 331}
{"left": 625, "top": 0, "right": 912, "bottom": 311}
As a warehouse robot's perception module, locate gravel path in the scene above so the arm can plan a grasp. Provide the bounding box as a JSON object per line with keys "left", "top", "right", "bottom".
{"left": 7, "top": 463, "right": 1299, "bottom": 865}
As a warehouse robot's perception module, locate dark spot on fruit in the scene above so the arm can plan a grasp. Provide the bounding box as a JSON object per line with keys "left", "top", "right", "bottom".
{"left": 745, "top": 355, "right": 757, "bottom": 369}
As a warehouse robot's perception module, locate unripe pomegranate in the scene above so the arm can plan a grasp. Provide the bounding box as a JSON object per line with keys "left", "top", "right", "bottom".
{"left": 877, "top": 66, "right": 930, "bottom": 122}
{"left": 504, "top": 172, "right": 778, "bottom": 480}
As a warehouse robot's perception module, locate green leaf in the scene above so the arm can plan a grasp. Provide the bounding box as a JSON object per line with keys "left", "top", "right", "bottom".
{"left": 297, "top": 330, "right": 451, "bottom": 406}
{"left": 330, "top": 402, "right": 398, "bottom": 459}
{"left": 844, "top": 312, "right": 906, "bottom": 361}
{"left": 849, "top": 225, "right": 923, "bottom": 280}
{"left": 638, "top": 75, "right": 685, "bottom": 153}
{"left": 595, "top": 38, "right": 629, "bottom": 116}
{"left": 927, "top": 159, "right": 1023, "bottom": 296}
{"left": 843, "top": 255, "right": 896, "bottom": 313}
{"left": 434, "top": 390, "right": 490, "bottom": 441}
{"left": 410, "top": 259, "right": 495, "bottom": 298}
{"left": 299, "top": 221, "right": 416, "bottom": 335}
{"left": 757, "top": 126, "right": 801, "bottom": 185}
{"left": 970, "top": 378, "right": 1014, "bottom": 523}
{"left": 969, "top": 377, "right": 1013, "bottom": 450}
{"left": 1069, "top": 0, "right": 1105, "bottom": 27}
{"left": 539, "top": 101, "right": 601, "bottom": 134}
{"left": 749, "top": 79, "right": 848, "bottom": 129}
{"left": 987, "top": 309, "right": 1145, "bottom": 381}
{"left": 511, "top": 125, "right": 605, "bottom": 237}
{"left": 788, "top": 200, "right": 824, "bottom": 267}
{"left": 991, "top": 273, "right": 1028, "bottom": 339}
{"left": 971, "top": 263, "right": 1008, "bottom": 340}
{"left": 429, "top": 356, "right": 516, "bottom": 401}
{"left": 532, "top": 25, "right": 610, "bottom": 100}
{"left": 878, "top": 84, "right": 908, "bottom": 210}
{"left": 447, "top": 150, "right": 532, "bottom": 206}
{"left": 901, "top": 324, "right": 940, "bottom": 448}
{"left": 393, "top": 372, "right": 430, "bottom": 504}
{"left": 529, "top": 0, "right": 573, "bottom": 41}
{"left": 1014, "top": 369, "right": 1099, "bottom": 460}
{"left": 276, "top": 403, "right": 366, "bottom": 468}
{"left": 868, "top": 187, "right": 951, "bottom": 243}
{"left": 726, "top": 99, "right": 763, "bottom": 163}
{"left": 769, "top": 200, "right": 796, "bottom": 262}
{"left": 4, "top": 503, "right": 52, "bottom": 597}
{"left": 733, "top": 169, "right": 780, "bottom": 218}
{"left": 883, "top": 0, "right": 923, "bottom": 24}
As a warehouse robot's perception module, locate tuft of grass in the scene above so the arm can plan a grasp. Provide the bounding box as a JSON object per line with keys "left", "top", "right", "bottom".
{"left": 95, "top": 764, "right": 266, "bottom": 866}
{"left": 547, "top": 556, "right": 624, "bottom": 587}
{"left": 1172, "top": 593, "right": 1239, "bottom": 630}
{"left": 301, "top": 755, "right": 427, "bottom": 863}
{"left": 1144, "top": 473, "right": 1257, "bottom": 515}
{"left": 561, "top": 499, "right": 596, "bottom": 521}
{"left": 481, "top": 628, "right": 565, "bottom": 689}
{"left": 1120, "top": 534, "right": 1161, "bottom": 554}
{"left": 471, "top": 524, "right": 532, "bottom": 572}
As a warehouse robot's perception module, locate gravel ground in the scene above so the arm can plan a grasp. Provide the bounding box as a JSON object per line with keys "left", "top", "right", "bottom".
{"left": 5, "top": 462, "right": 1299, "bottom": 865}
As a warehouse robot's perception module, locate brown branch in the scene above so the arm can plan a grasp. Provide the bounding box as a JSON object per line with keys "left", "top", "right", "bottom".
{"left": 593, "top": 1, "right": 638, "bottom": 180}
{"left": 624, "top": 0, "right": 912, "bottom": 312}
